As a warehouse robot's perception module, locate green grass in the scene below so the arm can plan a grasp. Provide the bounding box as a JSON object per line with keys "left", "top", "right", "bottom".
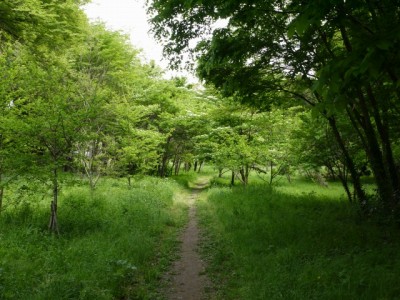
{"left": 198, "top": 180, "right": 400, "bottom": 300}
{"left": 0, "top": 176, "right": 188, "bottom": 299}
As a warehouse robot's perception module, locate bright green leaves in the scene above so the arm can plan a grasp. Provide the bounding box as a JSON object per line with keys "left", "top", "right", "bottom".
{"left": 0, "top": 0, "right": 87, "bottom": 51}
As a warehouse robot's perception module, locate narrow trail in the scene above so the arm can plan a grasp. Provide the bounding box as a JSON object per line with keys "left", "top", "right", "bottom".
{"left": 165, "top": 180, "right": 211, "bottom": 300}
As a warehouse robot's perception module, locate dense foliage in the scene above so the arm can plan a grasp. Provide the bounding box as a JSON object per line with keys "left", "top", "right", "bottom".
{"left": 148, "top": 0, "right": 400, "bottom": 216}
{"left": 0, "top": 1, "right": 213, "bottom": 230}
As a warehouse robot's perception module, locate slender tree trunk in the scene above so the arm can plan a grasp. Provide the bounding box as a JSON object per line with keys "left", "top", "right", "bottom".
{"left": 328, "top": 117, "right": 366, "bottom": 206}
{"left": 218, "top": 168, "right": 223, "bottom": 178}
{"left": 366, "top": 85, "right": 400, "bottom": 195}
{"left": 357, "top": 91, "right": 395, "bottom": 209}
{"left": 0, "top": 187, "right": 3, "bottom": 213}
{"left": 49, "top": 167, "right": 59, "bottom": 234}
{"left": 159, "top": 137, "right": 171, "bottom": 177}
{"left": 0, "top": 171, "right": 3, "bottom": 214}
{"left": 194, "top": 160, "right": 198, "bottom": 172}
{"left": 231, "top": 170, "right": 235, "bottom": 186}
{"left": 159, "top": 153, "right": 169, "bottom": 177}
{"left": 198, "top": 161, "right": 203, "bottom": 173}
{"left": 337, "top": 16, "right": 395, "bottom": 210}
{"left": 269, "top": 161, "right": 273, "bottom": 185}
{"left": 174, "top": 159, "right": 181, "bottom": 175}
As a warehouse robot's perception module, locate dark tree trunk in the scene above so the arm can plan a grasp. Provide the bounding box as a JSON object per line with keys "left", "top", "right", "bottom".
{"left": 328, "top": 117, "right": 366, "bottom": 206}
{"left": 0, "top": 186, "right": 3, "bottom": 214}
{"left": 367, "top": 86, "right": 400, "bottom": 198}
{"left": 159, "top": 137, "right": 171, "bottom": 177}
{"left": 49, "top": 168, "right": 59, "bottom": 234}
{"left": 231, "top": 171, "right": 235, "bottom": 186}
{"left": 269, "top": 161, "right": 274, "bottom": 185}
{"left": 0, "top": 172, "right": 3, "bottom": 214}
{"left": 194, "top": 160, "right": 198, "bottom": 172}
{"left": 198, "top": 161, "right": 204, "bottom": 173}
{"left": 159, "top": 153, "right": 169, "bottom": 177}
{"left": 174, "top": 159, "right": 181, "bottom": 175}
{"left": 357, "top": 91, "right": 395, "bottom": 209}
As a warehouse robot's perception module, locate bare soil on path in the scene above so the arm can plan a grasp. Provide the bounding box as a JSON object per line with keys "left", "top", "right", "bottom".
{"left": 164, "top": 180, "right": 211, "bottom": 300}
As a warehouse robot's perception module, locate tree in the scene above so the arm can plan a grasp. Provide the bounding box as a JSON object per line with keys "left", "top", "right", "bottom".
{"left": 148, "top": 0, "right": 400, "bottom": 215}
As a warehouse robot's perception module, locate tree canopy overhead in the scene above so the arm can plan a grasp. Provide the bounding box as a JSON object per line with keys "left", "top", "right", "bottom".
{"left": 148, "top": 0, "right": 400, "bottom": 214}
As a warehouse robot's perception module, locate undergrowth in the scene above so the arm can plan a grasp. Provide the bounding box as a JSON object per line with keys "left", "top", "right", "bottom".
{"left": 198, "top": 180, "right": 400, "bottom": 299}
{"left": 0, "top": 176, "right": 187, "bottom": 299}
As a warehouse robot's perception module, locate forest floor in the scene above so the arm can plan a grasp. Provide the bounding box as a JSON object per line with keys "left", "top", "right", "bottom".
{"left": 163, "top": 179, "right": 212, "bottom": 300}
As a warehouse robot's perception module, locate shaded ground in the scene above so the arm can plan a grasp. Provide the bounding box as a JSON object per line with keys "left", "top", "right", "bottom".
{"left": 164, "top": 180, "right": 211, "bottom": 300}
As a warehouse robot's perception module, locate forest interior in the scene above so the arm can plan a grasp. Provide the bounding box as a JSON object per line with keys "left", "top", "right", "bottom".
{"left": 1, "top": 0, "right": 400, "bottom": 299}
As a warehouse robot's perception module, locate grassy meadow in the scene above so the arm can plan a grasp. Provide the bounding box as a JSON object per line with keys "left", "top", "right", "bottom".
{"left": 0, "top": 176, "right": 188, "bottom": 299}
{"left": 2, "top": 167, "right": 400, "bottom": 300}
{"left": 198, "top": 174, "right": 400, "bottom": 299}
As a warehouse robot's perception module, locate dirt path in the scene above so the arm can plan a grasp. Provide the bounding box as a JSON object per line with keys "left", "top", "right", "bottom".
{"left": 164, "top": 180, "right": 211, "bottom": 300}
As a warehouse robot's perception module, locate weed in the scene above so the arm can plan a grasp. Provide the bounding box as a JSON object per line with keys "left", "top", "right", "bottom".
{"left": 198, "top": 180, "right": 400, "bottom": 299}
{"left": 0, "top": 176, "right": 187, "bottom": 299}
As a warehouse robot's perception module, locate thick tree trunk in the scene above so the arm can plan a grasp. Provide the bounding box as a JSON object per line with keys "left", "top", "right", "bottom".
{"left": 239, "top": 165, "right": 249, "bottom": 186}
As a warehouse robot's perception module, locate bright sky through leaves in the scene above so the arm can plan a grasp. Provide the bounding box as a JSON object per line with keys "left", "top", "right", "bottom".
{"left": 83, "top": 0, "right": 196, "bottom": 81}
{"left": 83, "top": 0, "right": 165, "bottom": 68}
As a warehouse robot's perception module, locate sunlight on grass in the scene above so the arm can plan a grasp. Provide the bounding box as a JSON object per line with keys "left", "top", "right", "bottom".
{"left": 198, "top": 180, "right": 400, "bottom": 300}
{"left": 0, "top": 176, "right": 188, "bottom": 299}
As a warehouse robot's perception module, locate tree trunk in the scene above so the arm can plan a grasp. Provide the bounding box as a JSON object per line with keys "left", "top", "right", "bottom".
{"left": 159, "top": 137, "right": 171, "bottom": 177}
{"left": 239, "top": 165, "right": 249, "bottom": 186}
{"left": 357, "top": 91, "right": 395, "bottom": 210}
{"left": 337, "top": 19, "right": 395, "bottom": 210}
{"left": 328, "top": 117, "right": 366, "bottom": 206}
{"left": 218, "top": 168, "right": 223, "bottom": 178}
{"left": 0, "top": 172, "right": 3, "bottom": 214}
{"left": 198, "top": 161, "right": 203, "bottom": 173}
{"left": 269, "top": 161, "right": 274, "bottom": 185}
{"left": 174, "top": 159, "right": 181, "bottom": 175}
{"left": 194, "top": 160, "right": 198, "bottom": 172}
{"left": 231, "top": 170, "right": 235, "bottom": 186}
{"left": 366, "top": 85, "right": 400, "bottom": 197}
{"left": 159, "top": 153, "right": 169, "bottom": 177}
{"left": 49, "top": 168, "right": 59, "bottom": 234}
{"left": 0, "top": 186, "right": 3, "bottom": 214}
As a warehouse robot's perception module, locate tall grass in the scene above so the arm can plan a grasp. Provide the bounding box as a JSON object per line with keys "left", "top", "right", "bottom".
{"left": 198, "top": 182, "right": 400, "bottom": 299}
{"left": 0, "top": 176, "right": 187, "bottom": 299}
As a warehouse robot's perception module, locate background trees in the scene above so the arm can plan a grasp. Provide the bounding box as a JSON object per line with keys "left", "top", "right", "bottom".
{"left": 148, "top": 0, "right": 400, "bottom": 215}
{"left": 0, "top": 1, "right": 212, "bottom": 230}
